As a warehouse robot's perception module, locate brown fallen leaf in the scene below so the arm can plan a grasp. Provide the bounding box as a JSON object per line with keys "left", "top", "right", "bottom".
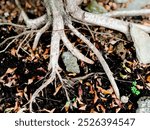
{"left": 96, "top": 104, "right": 106, "bottom": 113}
{"left": 43, "top": 108, "right": 56, "bottom": 113}
{"left": 96, "top": 86, "right": 113, "bottom": 95}
{"left": 76, "top": 97, "right": 84, "bottom": 105}
{"left": 94, "top": 91, "right": 99, "bottom": 104}
{"left": 79, "top": 105, "right": 87, "bottom": 111}
{"left": 28, "top": 77, "right": 35, "bottom": 84}
{"left": 14, "top": 100, "right": 20, "bottom": 112}
{"left": 53, "top": 84, "right": 62, "bottom": 96}
{"left": 90, "top": 108, "right": 97, "bottom": 113}
{"left": 146, "top": 74, "right": 150, "bottom": 82}
{"left": 10, "top": 47, "right": 17, "bottom": 56}
{"left": 5, "top": 67, "right": 16, "bottom": 74}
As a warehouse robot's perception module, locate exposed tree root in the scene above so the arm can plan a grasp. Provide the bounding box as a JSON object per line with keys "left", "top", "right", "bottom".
{"left": 67, "top": 23, "right": 120, "bottom": 99}
{"left": 103, "top": 9, "right": 150, "bottom": 17}
{"left": 66, "top": 0, "right": 150, "bottom": 39}
{"left": 1, "top": 0, "right": 150, "bottom": 112}
{"left": 32, "top": 21, "right": 51, "bottom": 50}
{"left": 15, "top": 0, "right": 47, "bottom": 29}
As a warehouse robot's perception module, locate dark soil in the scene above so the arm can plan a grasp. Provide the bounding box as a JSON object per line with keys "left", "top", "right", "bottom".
{"left": 0, "top": 0, "right": 150, "bottom": 113}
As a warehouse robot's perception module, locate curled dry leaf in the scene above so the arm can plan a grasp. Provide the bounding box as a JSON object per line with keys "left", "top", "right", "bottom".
{"left": 28, "top": 77, "right": 35, "bottom": 84}
{"left": 85, "top": 82, "right": 94, "bottom": 94}
{"left": 10, "top": 47, "right": 17, "bottom": 56}
{"left": 96, "top": 104, "right": 106, "bottom": 113}
{"left": 53, "top": 84, "right": 62, "bottom": 96}
{"left": 64, "top": 101, "right": 70, "bottom": 112}
{"left": 79, "top": 104, "right": 87, "bottom": 111}
{"left": 76, "top": 97, "right": 84, "bottom": 105}
{"left": 5, "top": 67, "right": 16, "bottom": 74}
{"left": 146, "top": 75, "right": 150, "bottom": 82}
{"left": 96, "top": 86, "right": 113, "bottom": 95}
{"left": 116, "top": 107, "right": 121, "bottom": 113}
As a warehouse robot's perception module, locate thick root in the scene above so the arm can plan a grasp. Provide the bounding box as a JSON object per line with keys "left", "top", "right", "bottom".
{"left": 67, "top": 23, "right": 120, "bottom": 99}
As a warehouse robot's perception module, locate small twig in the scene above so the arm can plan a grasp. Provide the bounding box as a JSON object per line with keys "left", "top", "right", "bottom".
{"left": 0, "top": 22, "right": 25, "bottom": 28}
{"left": 0, "top": 39, "right": 16, "bottom": 53}
{"left": 84, "top": 24, "right": 95, "bottom": 41}
{"left": 16, "top": 33, "right": 30, "bottom": 55}
{"left": 71, "top": 72, "right": 104, "bottom": 82}
{"left": 56, "top": 70, "right": 72, "bottom": 109}
{"left": 0, "top": 30, "right": 37, "bottom": 53}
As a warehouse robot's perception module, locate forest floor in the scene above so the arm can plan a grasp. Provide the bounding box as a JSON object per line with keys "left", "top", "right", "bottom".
{"left": 0, "top": 0, "right": 150, "bottom": 113}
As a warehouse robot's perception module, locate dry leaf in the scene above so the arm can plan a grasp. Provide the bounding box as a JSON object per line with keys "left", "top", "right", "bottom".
{"left": 5, "top": 68, "right": 16, "bottom": 74}
{"left": 146, "top": 83, "right": 150, "bottom": 90}
{"left": 85, "top": 82, "right": 91, "bottom": 86}
{"left": 128, "top": 104, "right": 133, "bottom": 110}
{"left": 78, "top": 86, "right": 83, "bottom": 99}
{"left": 64, "top": 101, "right": 70, "bottom": 112}
{"left": 96, "top": 86, "right": 112, "bottom": 95}
{"left": 90, "top": 108, "right": 97, "bottom": 113}
{"left": 43, "top": 108, "right": 56, "bottom": 113}
{"left": 17, "top": 108, "right": 27, "bottom": 113}
{"left": 76, "top": 97, "right": 84, "bottom": 105}
{"left": 72, "top": 100, "right": 77, "bottom": 108}
{"left": 28, "top": 77, "right": 35, "bottom": 84}
{"left": 116, "top": 107, "right": 121, "bottom": 113}
{"left": 94, "top": 91, "right": 99, "bottom": 104}
{"left": 14, "top": 100, "right": 20, "bottom": 112}
{"left": 43, "top": 48, "right": 49, "bottom": 59}
{"left": 96, "top": 104, "right": 106, "bottom": 113}
{"left": 146, "top": 75, "right": 150, "bottom": 82}
{"left": 53, "top": 85, "right": 62, "bottom": 96}
{"left": 79, "top": 105, "right": 87, "bottom": 111}
{"left": 10, "top": 47, "right": 16, "bottom": 56}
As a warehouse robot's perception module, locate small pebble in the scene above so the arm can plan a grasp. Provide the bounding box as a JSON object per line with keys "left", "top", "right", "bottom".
{"left": 121, "top": 95, "right": 129, "bottom": 103}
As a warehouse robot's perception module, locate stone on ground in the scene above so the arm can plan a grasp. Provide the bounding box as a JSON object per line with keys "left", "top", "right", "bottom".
{"left": 136, "top": 96, "right": 150, "bottom": 113}
{"left": 130, "top": 25, "right": 150, "bottom": 64}
{"left": 61, "top": 51, "right": 80, "bottom": 73}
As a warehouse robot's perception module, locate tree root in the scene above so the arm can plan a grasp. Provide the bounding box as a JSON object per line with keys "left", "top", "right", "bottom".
{"left": 103, "top": 9, "right": 150, "bottom": 17}
{"left": 32, "top": 21, "right": 51, "bottom": 50}
{"left": 66, "top": 0, "right": 150, "bottom": 39}
{"left": 1, "top": 0, "right": 149, "bottom": 112}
